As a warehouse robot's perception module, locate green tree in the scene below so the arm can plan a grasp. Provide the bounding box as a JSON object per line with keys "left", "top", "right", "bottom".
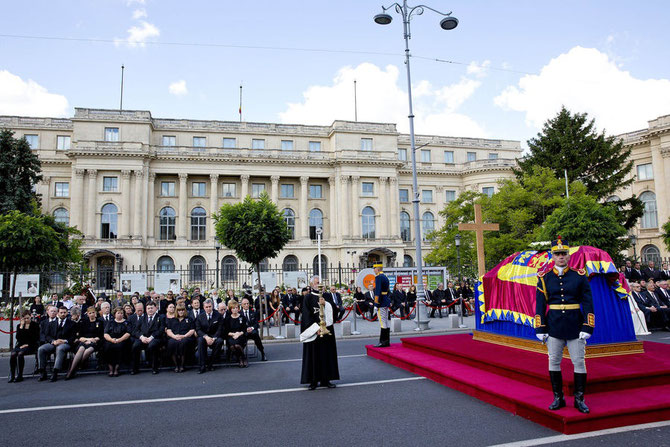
{"left": 0, "top": 129, "right": 42, "bottom": 214}
{"left": 661, "top": 218, "right": 670, "bottom": 253}
{"left": 214, "top": 192, "right": 290, "bottom": 337}
{"left": 516, "top": 106, "right": 643, "bottom": 229}
{"left": 0, "top": 211, "right": 83, "bottom": 347}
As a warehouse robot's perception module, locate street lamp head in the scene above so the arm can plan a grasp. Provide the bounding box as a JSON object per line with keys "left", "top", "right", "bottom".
{"left": 215, "top": 243, "right": 221, "bottom": 249}
{"left": 629, "top": 233, "right": 637, "bottom": 245}
{"left": 454, "top": 233, "right": 461, "bottom": 247}
{"left": 374, "top": 12, "right": 393, "bottom": 25}
{"left": 439, "top": 16, "right": 459, "bottom": 30}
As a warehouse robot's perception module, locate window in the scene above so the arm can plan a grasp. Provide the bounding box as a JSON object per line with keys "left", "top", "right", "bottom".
{"left": 53, "top": 208, "right": 69, "bottom": 226}
{"left": 222, "top": 256, "right": 237, "bottom": 281}
{"left": 104, "top": 128, "right": 119, "bottom": 142}
{"left": 467, "top": 152, "right": 476, "bottom": 162}
{"left": 482, "top": 187, "right": 495, "bottom": 198}
{"left": 280, "top": 184, "right": 294, "bottom": 198}
{"left": 190, "top": 207, "right": 207, "bottom": 240}
{"left": 192, "top": 182, "right": 206, "bottom": 197}
{"left": 640, "top": 191, "right": 657, "bottom": 228}
{"left": 422, "top": 190, "right": 433, "bottom": 203}
{"left": 403, "top": 255, "right": 414, "bottom": 267}
{"left": 102, "top": 177, "right": 118, "bottom": 192}
{"left": 398, "top": 148, "right": 407, "bottom": 161}
{"left": 258, "top": 258, "right": 269, "bottom": 272}
{"left": 422, "top": 211, "right": 435, "bottom": 240}
{"left": 309, "top": 141, "right": 321, "bottom": 152}
{"left": 400, "top": 211, "right": 411, "bottom": 242}
{"left": 24, "top": 134, "right": 39, "bottom": 149}
{"left": 362, "top": 182, "right": 374, "bottom": 196}
{"left": 55, "top": 182, "right": 69, "bottom": 197}
{"left": 281, "top": 140, "right": 294, "bottom": 151}
{"left": 162, "top": 136, "right": 176, "bottom": 147}
{"left": 101, "top": 204, "right": 118, "bottom": 239}
{"left": 489, "top": 153, "right": 498, "bottom": 160}
{"left": 313, "top": 255, "right": 328, "bottom": 280}
{"left": 159, "top": 207, "right": 176, "bottom": 240}
{"left": 223, "top": 138, "right": 236, "bottom": 148}
{"left": 444, "top": 151, "right": 454, "bottom": 163}
{"left": 399, "top": 189, "right": 409, "bottom": 203}
{"left": 421, "top": 149, "right": 431, "bottom": 162}
{"left": 161, "top": 182, "right": 176, "bottom": 196}
{"left": 361, "top": 138, "right": 373, "bottom": 151}
{"left": 637, "top": 163, "right": 653, "bottom": 180}
{"left": 606, "top": 195, "right": 621, "bottom": 202}
{"left": 222, "top": 183, "right": 236, "bottom": 198}
{"left": 193, "top": 137, "right": 206, "bottom": 151}
{"left": 641, "top": 245, "right": 661, "bottom": 266}
{"left": 445, "top": 190, "right": 456, "bottom": 202}
{"left": 283, "top": 255, "right": 299, "bottom": 272}
{"left": 157, "top": 256, "right": 175, "bottom": 272}
{"left": 309, "top": 185, "right": 322, "bottom": 199}
{"left": 57, "top": 135, "right": 70, "bottom": 150}
{"left": 361, "top": 206, "right": 376, "bottom": 239}
{"left": 309, "top": 209, "right": 323, "bottom": 240}
{"left": 251, "top": 183, "right": 265, "bottom": 198}
{"left": 252, "top": 139, "right": 265, "bottom": 149}
{"left": 283, "top": 208, "right": 295, "bottom": 239}
{"left": 189, "top": 256, "right": 206, "bottom": 282}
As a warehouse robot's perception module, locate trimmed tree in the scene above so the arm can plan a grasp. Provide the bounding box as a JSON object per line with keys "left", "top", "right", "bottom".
{"left": 214, "top": 192, "right": 290, "bottom": 338}
{"left": 662, "top": 218, "right": 670, "bottom": 254}
{"left": 0, "top": 129, "right": 42, "bottom": 214}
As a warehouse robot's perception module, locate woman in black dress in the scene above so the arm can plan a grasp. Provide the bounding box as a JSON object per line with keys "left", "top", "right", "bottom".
{"left": 224, "top": 300, "right": 248, "bottom": 367}
{"left": 353, "top": 286, "right": 367, "bottom": 316}
{"left": 406, "top": 285, "right": 417, "bottom": 316}
{"left": 103, "top": 307, "right": 131, "bottom": 377}
{"left": 8, "top": 310, "right": 39, "bottom": 383}
{"left": 30, "top": 296, "right": 45, "bottom": 322}
{"left": 166, "top": 304, "right": 196, "bottom": 373}
{"left": 65, "top": 306, "right": 104, "bottom": 380}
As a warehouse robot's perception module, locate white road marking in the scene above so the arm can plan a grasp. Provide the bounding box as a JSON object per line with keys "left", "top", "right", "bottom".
{"left": 0, "top": 376, "right": 425, "bottom": 415}
{"left": 488, "top": 420, "right": 670, "bottom": 447}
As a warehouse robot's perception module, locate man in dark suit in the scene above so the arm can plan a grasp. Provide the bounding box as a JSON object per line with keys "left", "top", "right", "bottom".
{"left": 642, "top": 261, "right": 661, "bottom": 282}
{"left": 623, "top": 260, "right": 633, "bottom": 280}
{"left": 287, "top": 288, "right": 301, "bottom": 323}
{"left": 362, "top": 285, "right": 376, "bottom": 319}
{"left": 654, "top": 280, "right": 670, "bottom": 307}
{"left": 47, "top": 293, "right": 63, "bottom": 309}
{"left": 324, "top": 286, "right": 345, "bottom": 321}
{"left": 127, "top": 303, "right": 145, "bottom": 334}
{"left": 37, "top": 306, "right": 76, "bottom": 382}
{"left": 660, "top": 263, "right": 670, "bottom": 281}
{"left": 131, "top": 301, "right": 164, "bottom": 374}
{"left": 189, "top": 297, "right": 202, "bottom": 321}
{"left": 195, "top": 299, "right": 225, "bottom": 373}
{"left": 241, "top": 297, "right": 267, "bottom": 361}
{"left": 430, "top": 284, "right": 447, "bottom": 318}
{"left": 445, "top": 281, "right": 458, "bottom": 315}
{"left": 634, "top": 282, "right": 670, "bottom": 330}
{"left": 629, "top": 262, "right": 643, "bottom": 282}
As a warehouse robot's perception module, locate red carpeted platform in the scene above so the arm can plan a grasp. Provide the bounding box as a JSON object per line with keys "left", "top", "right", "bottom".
{"left": 367, "top": 334, "right": 670, "bottom": 434}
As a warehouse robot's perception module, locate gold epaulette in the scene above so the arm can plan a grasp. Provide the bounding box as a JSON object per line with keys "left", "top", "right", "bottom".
{"left": 586, "top": 313, "right": 595, "bottom": 327}
{"left": 534, "top": 315, "right": 545, "bottom": 328}
{"left": 577, "top": 268, "right": 586, "bottom": 276}
{"left": 537, "top": 270, "right": 546, "bottom": 278}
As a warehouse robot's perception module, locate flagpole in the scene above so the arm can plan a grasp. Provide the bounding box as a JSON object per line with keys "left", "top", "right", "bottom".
{"left": 354, "top": 79, "right": 358, "bottom": 122}
{"left": 239, "top": 83, "right": 243, "bottom": 122}
{"left": 120, "top": 64, "right": 125, "bottom": 111}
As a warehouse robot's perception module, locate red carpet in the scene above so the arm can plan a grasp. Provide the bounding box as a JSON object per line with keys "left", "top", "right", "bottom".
{"left": 367, "top": 334, "right": 670, "bottom": 434}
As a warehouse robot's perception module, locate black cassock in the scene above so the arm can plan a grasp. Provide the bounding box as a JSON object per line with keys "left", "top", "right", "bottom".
{"left": 300, "top": 292, "right": 340, "bottom": 384}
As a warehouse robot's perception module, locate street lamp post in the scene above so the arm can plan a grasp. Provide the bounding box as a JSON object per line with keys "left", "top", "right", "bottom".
{"left": 629, "top": 233, "right": 637, "bottom": 262}
{"left": 375, "top": 2, "right": 458, "bottom": 331}
{"left": 215, "top": 242, "right": 221, "bottom": 290}
{"left": 455, "top": 233, "right": 466, "bottom": 328}
{"left": 316, "top": 227, "right": 323, "bottom": 281}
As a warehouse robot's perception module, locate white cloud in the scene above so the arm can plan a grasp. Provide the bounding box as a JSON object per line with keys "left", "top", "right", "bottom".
{"left": 0, "top": 70, "right": 69, "bottom": 117}
{"left": 494, "top": 46, "right": 670, "bottom": 134}
{"left": 466, "top": 60, "right": 491, "bottom": 78}
{"left": 114, "top": 20, "right": 160, "bottom": 48}
{"left": 279, "top": 63, "right": 486, "bottom": 137}
{"left": 126, "top": 0, "right": 145, "bottom": 5}
{"left": 168, "top": 80, "right": 188, "bottom": 96}
{"left": 132, "top": 8, "right": 147, "bottom": 19}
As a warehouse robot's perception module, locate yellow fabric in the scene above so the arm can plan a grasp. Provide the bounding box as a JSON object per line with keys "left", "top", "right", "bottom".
{"left": 548, "top": 304, "right": 581, "bottom": 310}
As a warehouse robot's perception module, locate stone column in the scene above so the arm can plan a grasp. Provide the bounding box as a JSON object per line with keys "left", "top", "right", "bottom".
{"left": 38, "top": 175, "right": 50, "bottom": 215}
{"left": 300, "top": 176, "right": 309, "bottom": 240}
{"left": 121, "top": 170, "right": 131, "bottom": 238}
{"left": 271, "top": 175, "right": 280, "bottom": 203}
{"left": 240, "top": 174, "right": 249, "bottom": 199}
{"left": 389, "top": 177, "right": 399, "bottom": 239}
{"left": 328, "top": 176, "right": 337, "bottom": 240}
{"left": 178, "top": 173, "right": 188, "bottom": 240}
{"left": 435, "top": 185, "right": 445, "bottom": 228}
{"left": 210, "top": 174, "right": 219, "bottom": 240}
{"left": 147, "top": 172, "right": 156, "bottom": 240}
{"left": 340, "top": 176, "right": 350, "bottom": 238}
{"left": 70, "top": 168, "right": 85, "bottom": 232}
{"left": 133, "top": 170, "right": 144, "bottom": 240}
{"left": 336, "top": 176, "right": 348, "bottom": 240}
{"left": 86, "top": 169, "right": 98, "bottom": 238}
{"left": 379, "top": 177, "right": 389, "bottom": 238}
{"left": 350, "top": 175, "right": 360, "bottom": 238}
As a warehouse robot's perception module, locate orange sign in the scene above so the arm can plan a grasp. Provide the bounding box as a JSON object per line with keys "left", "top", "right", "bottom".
{"left": 363, "top": 274, "right": 376, "bottom": 291}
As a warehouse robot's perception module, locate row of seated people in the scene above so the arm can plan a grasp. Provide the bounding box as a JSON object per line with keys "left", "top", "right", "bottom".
{"left": 7, "top": 297, "right": 267, "bottom": 383}
{"left": 629, "top": 279, "right": 670, "bottom": 331}
{"left": 622, "top": 260, "right": 670, "bottom": 282}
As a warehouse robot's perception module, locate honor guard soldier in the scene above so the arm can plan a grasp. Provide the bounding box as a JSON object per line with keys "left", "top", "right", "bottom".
{"left": 535, "top": 237, "right": 594, "bottom": 413}
{"left": 373, "top": 263, "right": 391, "bottom": 348}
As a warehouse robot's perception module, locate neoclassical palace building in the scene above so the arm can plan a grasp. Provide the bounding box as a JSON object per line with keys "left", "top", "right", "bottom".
{"left": 1, "top": 107, "right": 521, "bottom": 279}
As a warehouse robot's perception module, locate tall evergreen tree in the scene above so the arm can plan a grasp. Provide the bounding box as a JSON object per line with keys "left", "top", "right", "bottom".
{"left": 0, "top": 129, "right": 42, "bottom": 214}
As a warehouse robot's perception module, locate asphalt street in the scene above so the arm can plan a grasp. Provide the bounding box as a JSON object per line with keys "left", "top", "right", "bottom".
{"left": 0, "top": 331, "right": 668, "bottom": 447}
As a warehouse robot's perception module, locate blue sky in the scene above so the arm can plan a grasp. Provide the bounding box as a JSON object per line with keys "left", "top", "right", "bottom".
{"left": 1, "top": 0, "right": 669, "bottom": 145}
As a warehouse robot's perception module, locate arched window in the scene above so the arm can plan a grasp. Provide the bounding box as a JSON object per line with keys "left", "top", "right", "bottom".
{"left": 160, "top": 207, "right": 176, "bottom": 240}
{"left": 190, "top": 207, "right": 206, "bottom": 240}
{"left": 309, "top": 208, "right": 323, "bottom": 240}
{"left": 400, "top": 211, "right": 411, "bottom": 242}
{"left": 53, "top": 207, "right": 69, "bottom": 226}
{"left": 101, "top": 203, "right": 118, "bottom": 239}
{"left": 403, "top": 255, "right": 414, "bottom": 267}
{"left": 421, "top": 211, "right": 435, "bottom": 241}
{"left": 189, "top": 256, "right": 206, "bottom": 282}
{"left": 222, "top": 255, "right": 237, "bottom": 282}
{"left": 641, "top": 245, "right": 661, "bottom": 266}
{"left": 606, "top": 195, "right": 620, "bottom": 202}
{"left": 362, "top": 206, "right": 376, "bottom": 239}
{"left": 640, "top": 191, "right": 657, "bottom": 228}
{"left": 283, "top": 255, "right": 299, "bottom": 272}
{"left": 157, "top": 255, "right": 175, "bottom": 272}
{"left": 313, "top": 255, "right": 328, "bottom": 280}
{"left": 283, "top": 208, "right": 295, "bottom": 239}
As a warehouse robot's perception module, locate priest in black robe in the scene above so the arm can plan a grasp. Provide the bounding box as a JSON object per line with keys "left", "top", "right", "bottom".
{"left": 300, "top": 277, "right": 339, "bottom": 390}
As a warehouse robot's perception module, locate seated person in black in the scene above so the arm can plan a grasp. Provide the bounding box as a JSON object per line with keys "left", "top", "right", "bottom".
{"left": 195, "top": 299, "right": 225, "bottom": 374}
{"left": 166, "top": 304, "right": 196, "bottom": 373}
{"left": 8, "top": 310, "right": 39, "bottom": 383}
{"left": 103, "top": 307, "right": 131, "bottom": 377}
{"left": 240, "top": 297, "right": 267, "bottom": 361}
{"left": 30, "top": 296, "right": 45, "bottom": 322}
{"left": 224, "top": 300, "right": 248, "bottom": 368}
{"left": 131, "top": 301, "right": 164, "bottom": 375}
{"left": 66, "top": 306, "right": 104, "bottom": 380}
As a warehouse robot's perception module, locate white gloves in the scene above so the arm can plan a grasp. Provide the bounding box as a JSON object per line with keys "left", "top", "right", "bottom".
{"left": 536, "top": 334, "right": 548, "bottom": 342}
{"left": 578, "top": 332, "right": 591, "bottom": 340}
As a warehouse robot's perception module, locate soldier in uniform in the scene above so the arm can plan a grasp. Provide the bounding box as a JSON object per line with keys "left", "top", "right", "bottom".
{"left": 535, "top": 237, "right": 594, "bottom": 413}
{"left": 373, "top": 263, "right": 391, "bottom": 348}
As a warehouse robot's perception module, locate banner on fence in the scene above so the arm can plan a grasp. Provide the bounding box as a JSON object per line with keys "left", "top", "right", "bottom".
{"left": 120, "top": 273, "right": 147, "bottom": 294}
{"left": 254, "top": 272, "right": 277, "bottom": 292}
{"left": 5, "top": 274, "right": 40, "bottom": 298}
{"left": 155, "top": 273, "right": 181, "bottom": 294}
{"left": 283, "top": 271, "right": 308, "bottom": 290}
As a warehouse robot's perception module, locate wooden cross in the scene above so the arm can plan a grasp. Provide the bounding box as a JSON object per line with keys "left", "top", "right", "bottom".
{"left": 458, "top": 203, "right": 499, "bottom": 277}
